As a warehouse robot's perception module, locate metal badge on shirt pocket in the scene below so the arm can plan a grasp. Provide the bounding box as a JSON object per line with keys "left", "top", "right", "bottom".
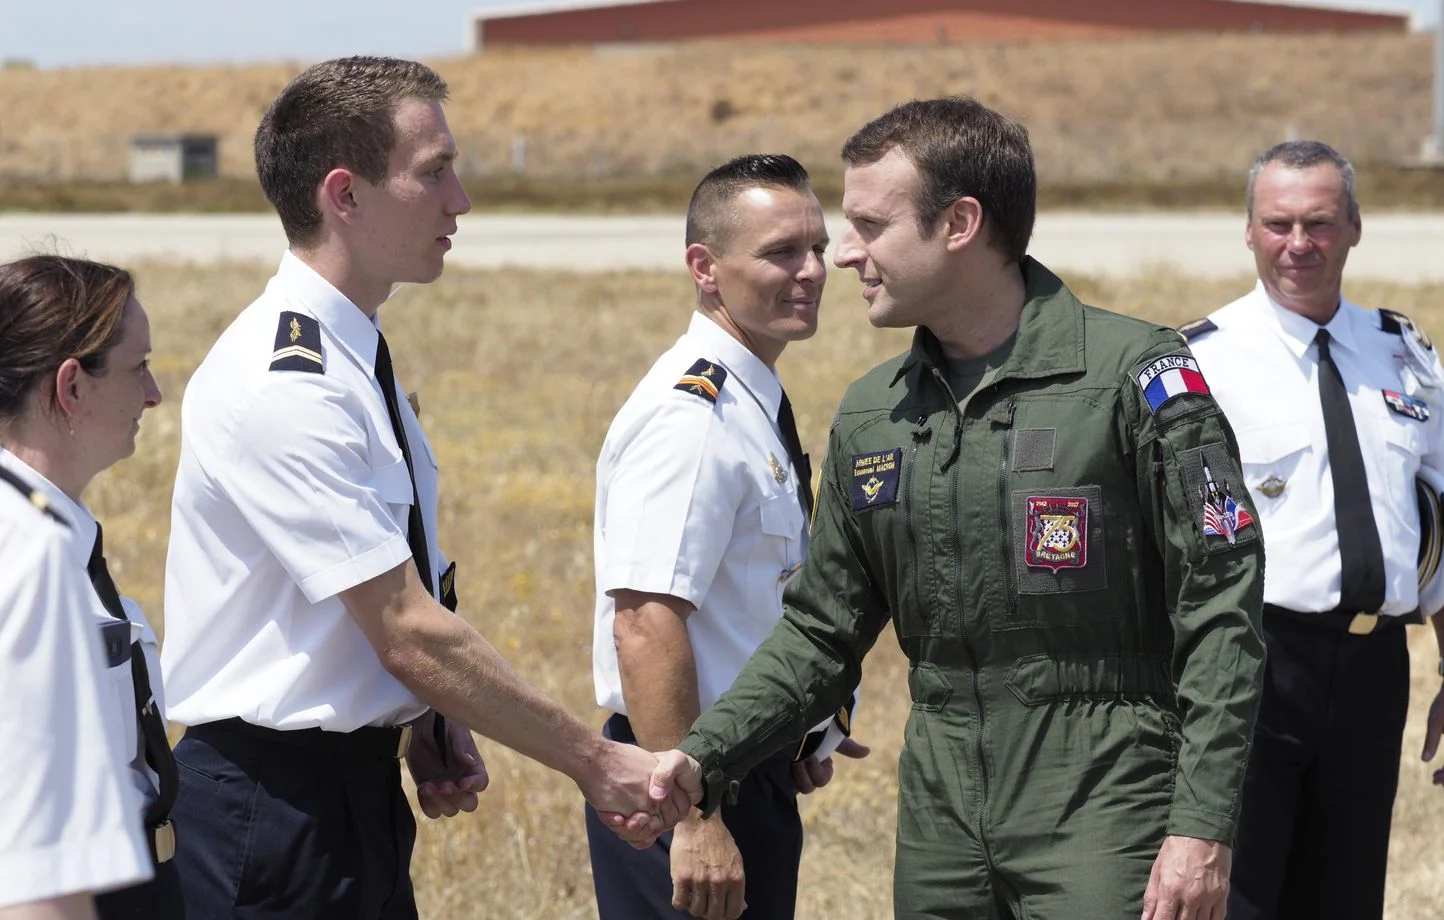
{"left": 1383, "top": 389, "right": 1430, "bottom": 422}
{"left": 851, "top": 449, "right": 901, "bottom": 510}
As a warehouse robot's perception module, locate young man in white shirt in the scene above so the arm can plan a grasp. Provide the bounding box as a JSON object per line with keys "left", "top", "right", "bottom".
{"left": 162, "top": 55, "right": 696, "bottom": 920}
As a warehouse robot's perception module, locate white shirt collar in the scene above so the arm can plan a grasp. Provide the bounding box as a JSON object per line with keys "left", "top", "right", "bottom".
{"left": 0, "top": 448, "right": 95, "bottom": 565}
{"left": 686, "top": 312, "right": 784, "bottom": 418}
{"left": 1251, "top": 280, "right": 1364, "bottom": 362}
{"left": 273, "top": 251, "right": 385, "bottom": 372}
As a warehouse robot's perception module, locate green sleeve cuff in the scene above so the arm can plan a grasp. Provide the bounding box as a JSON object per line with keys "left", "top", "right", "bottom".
{"left": 677, "top": 736, "right": 738, "bottom": 818}
{"left": 1166, "top": 806, "right": 1236, "bottom": 847}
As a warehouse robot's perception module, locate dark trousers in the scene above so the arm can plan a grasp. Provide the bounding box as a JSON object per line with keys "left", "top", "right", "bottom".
{"left": 170, "top": 721, "right": 418, "bottom": 920}
{"left": 95, "top": 857, "right": 184, "bottom": 919}
{"left": 1229, "top": 611, "right": 1411, "bottom": 920}
{"left": 585, "top": 714, "right": 805, "bottom": 920}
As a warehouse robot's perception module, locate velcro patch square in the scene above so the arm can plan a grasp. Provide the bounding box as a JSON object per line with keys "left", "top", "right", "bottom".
{"left": 1024, "top": 495, "right": 1089, "bottom": 572}
{"left": 1136, "top": 353, "right": 1210, "bottom": 414}
{"left": 851, "top": 449, "right": 901, "bottom": 510}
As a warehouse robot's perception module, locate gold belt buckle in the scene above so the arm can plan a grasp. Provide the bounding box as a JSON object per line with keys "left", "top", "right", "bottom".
{"left": 394, "top": 723, "right": 414, "bottom": 759}
{"left": 1347, "top": 613, "right": 1379, "bottom": 635}
{"left": 152, "top": 820, "right": 176, "bottom": 864}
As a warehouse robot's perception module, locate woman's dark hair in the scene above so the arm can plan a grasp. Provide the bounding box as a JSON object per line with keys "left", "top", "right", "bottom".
{"left": 0, "top": 255, "right": 134, "bottom": 422}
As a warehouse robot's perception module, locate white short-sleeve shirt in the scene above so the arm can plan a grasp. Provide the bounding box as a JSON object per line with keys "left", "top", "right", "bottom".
{"left": 162, "top": 251, "right": 442, "bottom": 731}
{"left": 593, "top": 312, "right": 809, "bottom": 714}
{"left": 0, "top": 451, "right": 163, "bottom": 824}
{"left": 0, "top": 474, "right": 151, "bottom": 907}
{"left": 1190, "top": 282, "right": 1444, "bottom": 617}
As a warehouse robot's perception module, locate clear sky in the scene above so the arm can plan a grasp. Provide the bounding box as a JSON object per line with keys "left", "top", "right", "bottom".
{"left": 1, "top": 0, "right": 1434, "bottom": 69}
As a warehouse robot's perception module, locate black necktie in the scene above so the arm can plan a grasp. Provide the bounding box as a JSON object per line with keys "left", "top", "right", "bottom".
{"left": 777, "top": 389, "right": 814, "bottom": 522}
{"left": 88, "top": 525, "right": 178, "bottom": 830}
{"left": 1315, "top": 329, "right": 1386, "bottom": 613}
{"left": 374, "top": 331, "right": 434, "bottom": 597}
{"left": 375, "top": 332, "right": 448, "bottom": 761}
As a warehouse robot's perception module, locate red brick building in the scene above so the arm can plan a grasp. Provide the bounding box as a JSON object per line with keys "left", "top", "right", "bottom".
{"left": 471, "top": 0, "right": 1409, "bottom": 48}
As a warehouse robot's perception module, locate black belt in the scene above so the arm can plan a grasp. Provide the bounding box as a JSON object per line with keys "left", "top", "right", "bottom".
{"left": 1263, "top": 603, "right": 1424, "bottom": 635}
{"left": 194, "top": 718, "right": 413, "bottom": 761}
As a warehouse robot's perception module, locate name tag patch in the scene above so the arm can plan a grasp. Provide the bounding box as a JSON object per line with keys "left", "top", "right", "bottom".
{"left": 851, "top": 449, "right": 901, "bottom": 510}
{"left": 1136, "top": 353, "right": 1211, "bottom": 414}
{"left": 1383, "top": 389, "right": 1430, "bottom": 422}
{"left": 1024, "top": 496, "right": 1088, "bottom": 572}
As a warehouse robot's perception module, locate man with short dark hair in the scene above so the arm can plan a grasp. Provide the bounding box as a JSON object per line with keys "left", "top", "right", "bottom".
{"left": 161, "top": 56, "right": 695, "bottom": 919}
{"left": 651, "top": 96, "right": 1267, "bottom": 919}
{"left": 587, "top": 153, "right": 864, "bottom": 920}
{"left": 1185, "top": 139, "right": 1444, "bottom": 920}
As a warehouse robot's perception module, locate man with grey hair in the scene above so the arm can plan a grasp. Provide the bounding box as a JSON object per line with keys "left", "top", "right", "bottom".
{"left": 1184, "top": 139, "right": 1444, "bottom": 919}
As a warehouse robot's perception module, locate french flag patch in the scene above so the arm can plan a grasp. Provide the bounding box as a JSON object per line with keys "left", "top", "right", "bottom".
{"left": 1136, "top": 353, "right": 1211, "bottom": 413}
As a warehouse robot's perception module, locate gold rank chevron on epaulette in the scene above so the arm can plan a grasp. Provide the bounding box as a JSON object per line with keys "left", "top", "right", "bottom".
{"left": 1178, "top": 317, "right": 1218, "bottom": 342}
{"left": 0, "top": 466, "right": 68, "bottom": 528}
{"left": 673, "top": 358, "right": 728, "bottom": 404}
{"left": 269, "top": 311, "right": 324, "bottom": 373}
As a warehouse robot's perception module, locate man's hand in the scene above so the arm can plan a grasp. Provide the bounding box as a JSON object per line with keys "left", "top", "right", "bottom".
{"left": 1423, "top": 685, "right": 1444, "bottom": 787}
{"left": 671, "top": 815, "right": 746, "bottom": 920}
{"left": 584, "top": 743, "right": 701, "bottom": 848}
{"left": 406, "top": 711, "right": 489, "bottom": 819}
{"left": 791, "top": 737, "right": 871, "bottom": 795}
{"left": 1142, "top": 835, "right": 1231, "bottom": 920}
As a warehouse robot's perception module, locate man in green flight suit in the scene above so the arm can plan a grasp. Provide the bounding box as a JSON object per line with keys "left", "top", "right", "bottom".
{"left": 649, "top": 97, "right": 1267, "bottom": 919}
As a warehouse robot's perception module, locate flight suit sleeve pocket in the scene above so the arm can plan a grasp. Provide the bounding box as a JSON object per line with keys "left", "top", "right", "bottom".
{"left": 1010, "top": 485, "right": 1108, "bottom": 595}
{"left": 1179, "top": 442, "right": 1260, "bottom": 554}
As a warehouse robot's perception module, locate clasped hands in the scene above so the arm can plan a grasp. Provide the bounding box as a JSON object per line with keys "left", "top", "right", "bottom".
{"left": 589, "top": 746, "right": 705, "bottom": 848}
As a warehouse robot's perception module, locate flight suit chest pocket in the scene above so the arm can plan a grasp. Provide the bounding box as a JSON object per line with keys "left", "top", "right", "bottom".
{"left": 1006, "top": 484, "right": 1109, "bottom": 620}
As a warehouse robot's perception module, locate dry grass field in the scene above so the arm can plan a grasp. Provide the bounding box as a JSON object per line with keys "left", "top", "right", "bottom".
{"left": 0, "top": 31, "right": 1438, "bottom": 187}
{"left": 80, "top": 258, "right": 1444, "bottom": 918}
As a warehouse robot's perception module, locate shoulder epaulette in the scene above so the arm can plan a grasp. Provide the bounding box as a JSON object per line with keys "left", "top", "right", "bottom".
{"left": 1178, "top": 318, "right": 1218, "bottom": 342}
{"left": 0, "top": 466, "right": 68, "bottom": 528}
{"left": 673, "top": 359, "right": 727, "bottom": 404}
{"left": 1380, "top": 308, "right": 1433, "bottom": 350}
{"left": 269, "top": 311, "right": 324, "bottom": 373}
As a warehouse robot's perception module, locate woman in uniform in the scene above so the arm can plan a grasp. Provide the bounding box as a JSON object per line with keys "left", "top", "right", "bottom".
{"left": 0, "top": 254, "right": 178, "bottom": 919}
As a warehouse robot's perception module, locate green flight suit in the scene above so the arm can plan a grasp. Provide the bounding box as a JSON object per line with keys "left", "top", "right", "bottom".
{"left": 679, "top": 258, "right": 1266, "bottom": 919}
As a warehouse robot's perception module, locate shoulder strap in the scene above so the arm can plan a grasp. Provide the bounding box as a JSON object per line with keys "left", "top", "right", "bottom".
{"left": 1178, "top": 318, "right": 1218, "bottom": 342}
{"left": 0, "top": 466, "right": 68, "bottom": 527}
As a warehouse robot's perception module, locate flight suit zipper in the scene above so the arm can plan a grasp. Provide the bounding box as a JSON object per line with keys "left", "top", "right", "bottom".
{"left": 938, "top": 366, "right": 992, "bottom": 823}
{"left": 905, "top": 416, "right": 929, "bottom": 628}
{"left": 999, "top": 424, "right": 1018, "bottom": 623}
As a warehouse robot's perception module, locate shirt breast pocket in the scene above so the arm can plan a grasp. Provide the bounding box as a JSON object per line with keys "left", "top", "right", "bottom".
{"left": 759, "top": 492, "right": 804, "bottom": 542}
{"left": 99, "top": 621, "right": 141, "bottom": 766}
{"left": 1380, "top": 415, "right": 1427, "bottom": 493}
{"left": 370, "top": 456, "right": 415, "bottom": 512}
{"left": 1237, "top": 423, "right": 1311, "bottom": 506}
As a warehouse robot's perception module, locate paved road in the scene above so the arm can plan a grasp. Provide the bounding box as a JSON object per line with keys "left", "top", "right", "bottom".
{"left": 4, "top": 211, "right": 1443, "bottom": 281}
